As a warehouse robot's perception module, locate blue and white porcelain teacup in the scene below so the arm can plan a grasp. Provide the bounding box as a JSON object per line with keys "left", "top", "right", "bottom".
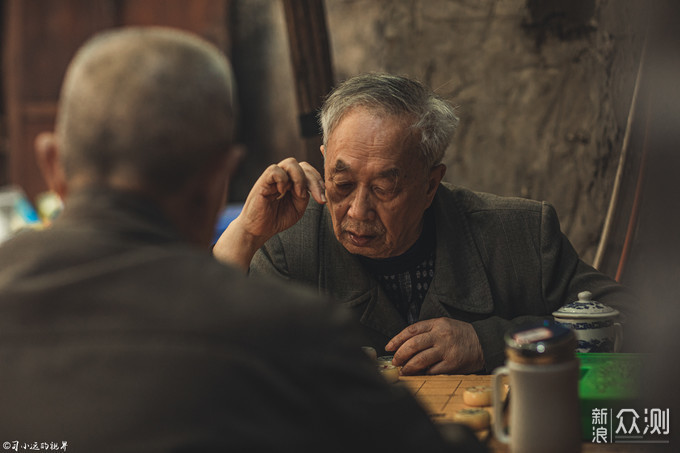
{"left": 552, "top": 291, "right": 623, "bottom": 353}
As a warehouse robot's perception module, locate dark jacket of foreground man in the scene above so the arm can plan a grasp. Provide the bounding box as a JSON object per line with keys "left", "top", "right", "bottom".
{"left": 0, "top": 188, "right": 485, "bottom": 452}
{"left": 251, "top": 183, "right": 635, "bottom": 371}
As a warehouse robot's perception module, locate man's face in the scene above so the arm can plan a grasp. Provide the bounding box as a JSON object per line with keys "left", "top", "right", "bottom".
{"left": 323, "top": 108, "right": 441, "bottom": 259}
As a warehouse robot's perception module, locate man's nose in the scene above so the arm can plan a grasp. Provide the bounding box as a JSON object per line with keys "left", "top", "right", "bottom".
{"left": 347, "top": 186, "right": 376, "bottom": 221}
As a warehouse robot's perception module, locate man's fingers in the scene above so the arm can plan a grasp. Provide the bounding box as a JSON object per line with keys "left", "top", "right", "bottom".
{"left": 385, "top": 319, "right": 434, "bottom": 352}
{"left": 299, "top": 162, "right": 326, "bottom": 204}
{"left": 278, "top": 158, "right": 310, "bottom": 199}
{"left": 261, "top": 159, "right": 325, "bottom": 203}
{"left": 391, "top": 331, "right": 434, "bottom": 367}
{"left": 259, "top": 164, "right": 290, "bottom": 197}
{"left": 399, "top": 346, "right": 440, "bottom": 376}
{"left": 425, "top": 359, "right": 451, "bottom": 375}
{"left": 260, "top": 164, "right": 297, "bottom": 201}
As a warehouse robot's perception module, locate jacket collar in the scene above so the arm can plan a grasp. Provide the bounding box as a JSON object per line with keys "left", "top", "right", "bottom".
{"left": 317, "top": 184, "right": 494, "bottom": 338}
{"left": 57, "top": 186, "right": 183, "bottom": 245}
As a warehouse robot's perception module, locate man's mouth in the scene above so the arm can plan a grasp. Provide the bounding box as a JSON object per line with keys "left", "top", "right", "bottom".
{"left": 347, "top": 231, "right": 376, "bottom": 247}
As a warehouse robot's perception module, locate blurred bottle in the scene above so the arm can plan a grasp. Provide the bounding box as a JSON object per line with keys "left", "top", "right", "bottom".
{"left": 0, "top": 185, "right": 42, "bottom": 243}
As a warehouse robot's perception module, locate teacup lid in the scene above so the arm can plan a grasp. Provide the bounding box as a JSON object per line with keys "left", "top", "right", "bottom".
{"left": 552, "top": 291, "right": 620, "bottom": 319}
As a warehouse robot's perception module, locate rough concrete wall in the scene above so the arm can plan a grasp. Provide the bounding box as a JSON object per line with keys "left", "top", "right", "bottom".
{"left": 232, "top": 0, "right": 647, "bottom": 267}
{"left": 325, "top": 0, "right": 646, "bottom": 265}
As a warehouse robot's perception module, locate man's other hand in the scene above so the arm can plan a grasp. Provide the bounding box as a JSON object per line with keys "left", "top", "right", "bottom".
{"left": 385, "top": 318, "right": 485, "bottom": 375}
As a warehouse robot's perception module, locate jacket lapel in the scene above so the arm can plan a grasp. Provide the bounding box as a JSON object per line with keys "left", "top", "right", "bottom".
{"left": 421, "top": 185, "right": 494, "bottom": 317}
{"left": 318, "top": 208, "right": 407, "bottom": 339}
{"left": 317, "top": 184, "right": 494, "bottom": 338}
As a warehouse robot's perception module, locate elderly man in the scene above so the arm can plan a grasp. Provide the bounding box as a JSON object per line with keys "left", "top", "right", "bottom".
{"left": 0, "top": 30, "right": 483, "bottom": 451}
{"left": 214, "top": 73, "right": 633, "bottom": 374}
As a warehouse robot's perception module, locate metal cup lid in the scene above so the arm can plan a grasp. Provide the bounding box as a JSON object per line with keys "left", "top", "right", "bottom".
{"left": 504, "top": 320, "right": 576, "bottom": 364}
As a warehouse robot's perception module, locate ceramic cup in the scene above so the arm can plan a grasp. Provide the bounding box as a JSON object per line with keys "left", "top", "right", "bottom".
{"left": 552, "top": 291, "right": 623, "bottom": 353}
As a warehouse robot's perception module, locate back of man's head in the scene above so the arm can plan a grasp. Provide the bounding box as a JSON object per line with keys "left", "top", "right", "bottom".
{"left": 56, "top": 27, "right": 236, "bottom": 195}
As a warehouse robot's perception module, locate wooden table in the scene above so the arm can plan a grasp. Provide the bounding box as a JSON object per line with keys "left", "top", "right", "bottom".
{"left": 398, "top": 374, "right": 650, "bottom": 452}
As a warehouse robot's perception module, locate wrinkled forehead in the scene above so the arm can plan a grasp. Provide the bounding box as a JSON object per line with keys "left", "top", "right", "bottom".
{"left": 325, "top": 108, "right": 422, "bottom": 170}
{"left": 330, "top": 158, "right": 401, "bottom": 180}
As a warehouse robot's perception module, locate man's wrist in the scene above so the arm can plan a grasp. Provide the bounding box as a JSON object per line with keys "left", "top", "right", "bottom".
{"left": 213, "top": 217, "right": 265, "bottom": 271}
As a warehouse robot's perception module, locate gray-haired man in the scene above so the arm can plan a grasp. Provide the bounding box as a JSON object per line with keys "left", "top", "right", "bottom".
{"left": 215, "top": 73, "right": 634, "bottom": 374}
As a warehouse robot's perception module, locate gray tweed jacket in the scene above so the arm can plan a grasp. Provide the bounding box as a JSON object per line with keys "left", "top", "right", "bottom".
{"left": 251, "top": 183, "right": 633, "bottom": 371}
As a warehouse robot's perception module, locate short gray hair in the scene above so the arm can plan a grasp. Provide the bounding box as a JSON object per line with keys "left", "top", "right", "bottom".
{"left": 319, "top": 73, "right": 458, "bottom": 168}
{"left": 57, "top": 27, "right": 237, "bottom": 193}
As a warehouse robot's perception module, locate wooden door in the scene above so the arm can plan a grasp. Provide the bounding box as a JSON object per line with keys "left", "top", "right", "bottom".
{"left": 2, "top": 0, "right": 231, "bottom": 202}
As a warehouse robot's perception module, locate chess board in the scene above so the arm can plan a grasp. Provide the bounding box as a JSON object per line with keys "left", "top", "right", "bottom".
{"left": 398, "top": 374, "right": 647, "bottom": 453}
{"left": 400, "top": 374, "right": 497, "bottom": 422}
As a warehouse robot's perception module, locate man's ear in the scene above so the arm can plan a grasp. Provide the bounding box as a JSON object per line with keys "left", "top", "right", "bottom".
{"left": 34, "top": 132, "right": 67, "bottom": 199}
{"left": 320, "top": 145, "right": 325, "bottom": 158}
{"left": 426, "top": 163, "right": 446, "bottom": 202}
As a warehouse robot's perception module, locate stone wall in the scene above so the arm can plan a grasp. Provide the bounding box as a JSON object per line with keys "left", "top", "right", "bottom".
{"left": 231, "top": 0, "right": 648, "bottom": 268}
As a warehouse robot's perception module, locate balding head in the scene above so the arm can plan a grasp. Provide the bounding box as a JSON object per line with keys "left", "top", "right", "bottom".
{"left": 56, "top": 27, "right": 236, "bottom": 195}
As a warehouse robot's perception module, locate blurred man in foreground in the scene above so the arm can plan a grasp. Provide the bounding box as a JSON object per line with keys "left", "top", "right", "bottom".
{"left": 214, "top": 73, "right": 634, "bottom": 374}
{"left": 0, "top": 28, "right": 483, "bottom": 452}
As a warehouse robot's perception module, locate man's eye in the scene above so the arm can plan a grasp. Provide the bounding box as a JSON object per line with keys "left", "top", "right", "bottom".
{"left": 334, "top": 181, "right": 354, "bottom": 191}
{"left": 373, "top": 185, "right": 397, "bottom": 199}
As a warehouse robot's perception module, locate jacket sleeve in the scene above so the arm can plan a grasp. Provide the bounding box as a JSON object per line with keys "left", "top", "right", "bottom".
{"left": 537, "top": 202, "right": 637, "bottom": 335}
{"left": 250, "top": 235, "right": 291, "bottom": 281}
{"left": 471, "top": 202, "right": 636, "bottom": 372}
{"left": 249, "top": 202, "right": 324, "bottom": 288}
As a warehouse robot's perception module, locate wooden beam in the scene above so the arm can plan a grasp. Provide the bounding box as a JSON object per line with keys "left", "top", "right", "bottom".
{"left": 281, "top": 0, "right": 334, "bottom": 172}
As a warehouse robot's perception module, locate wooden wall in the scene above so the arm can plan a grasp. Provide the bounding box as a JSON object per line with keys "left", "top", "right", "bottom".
{"left": 1, "top": 0, "right": 232, "bottom": 201}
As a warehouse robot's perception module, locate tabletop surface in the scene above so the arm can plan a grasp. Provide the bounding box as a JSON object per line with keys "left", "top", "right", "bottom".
{"left": 398, "top": 374, "right": 651, "bottom": 452}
